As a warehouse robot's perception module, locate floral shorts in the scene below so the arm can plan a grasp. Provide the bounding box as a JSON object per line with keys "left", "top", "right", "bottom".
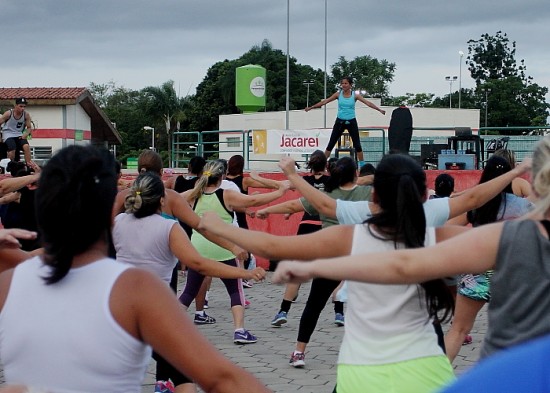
{"left": 458, "top": 271, "right": 493, "bottom": 302}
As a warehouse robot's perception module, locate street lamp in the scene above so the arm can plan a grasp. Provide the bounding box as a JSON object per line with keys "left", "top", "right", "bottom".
{"left": 458, "top": 51, "right": 464, "bottom": 108}
{"left": 303, "top": 80, "right": 314, "bottom": 107}
{"left": 484, "top": 88, "right": 491, "bottom": 128}
{"left": 285, "top": 0, "right": 290, "bottom": 130}
{"left": 143, "top": 126, "right": 155, "bottom": 151}
{"left": 445, "top": 76, "right": 458, "bottom": 108}
{"left": 323, "top": 0, "right": 328, "bottom": 128}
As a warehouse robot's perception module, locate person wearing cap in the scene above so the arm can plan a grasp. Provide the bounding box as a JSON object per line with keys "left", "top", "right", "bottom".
{"left": 0, "top": 97, "right": 34, "bottom": 165}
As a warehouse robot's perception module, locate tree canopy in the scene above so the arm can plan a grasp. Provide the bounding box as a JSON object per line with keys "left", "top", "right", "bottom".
{"left": 90, "top": 33, "right": 549, "bottom": 162}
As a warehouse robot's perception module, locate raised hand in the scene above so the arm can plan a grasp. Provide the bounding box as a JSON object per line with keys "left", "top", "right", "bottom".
{"left": 278, "top": 156, "right": 298, "bottom": 177}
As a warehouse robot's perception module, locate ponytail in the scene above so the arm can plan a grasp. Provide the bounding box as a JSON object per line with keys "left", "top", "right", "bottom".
{"left": 366, "top": 154, "right": 454, "bottom": 322}
{"left": 187, "top": 160, "right": 225, "bottom": 201}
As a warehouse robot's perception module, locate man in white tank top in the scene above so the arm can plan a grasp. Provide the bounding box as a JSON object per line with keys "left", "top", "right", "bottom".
{"left": 0, "top": 97, "right": 34, "bottom": 165}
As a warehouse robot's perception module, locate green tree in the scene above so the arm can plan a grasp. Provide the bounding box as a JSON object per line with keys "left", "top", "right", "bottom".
{"left": 466, "top": 31, "right": 549, "bottom": 129}
{"left": 385, "top": 93, "right": 435, "bottom": 107}
{"left": 88, "top": 82, "right": 153, "bottom": 163}
{"left": 186, "top": 39, "right": 326, "bottom": 133}
{"left": 142, "top": 81, "right": 189, "bottom": 163}
{"left": 329, "top": 55, "right": 396, "bottom": 98}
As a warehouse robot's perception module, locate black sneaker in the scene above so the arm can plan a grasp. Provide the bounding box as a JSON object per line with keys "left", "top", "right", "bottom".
{"left": 194, "top": 313, "right": 216, "bottom": 325}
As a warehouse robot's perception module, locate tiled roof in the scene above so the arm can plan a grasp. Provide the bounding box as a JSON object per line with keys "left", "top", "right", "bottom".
{"left": 0, "top": 87, "right": 87, "bottom": 100}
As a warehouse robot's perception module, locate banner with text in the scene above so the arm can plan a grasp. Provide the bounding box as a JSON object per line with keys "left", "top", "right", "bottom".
{"left": 252, "top": 129, "right": 332, "bottom": 155}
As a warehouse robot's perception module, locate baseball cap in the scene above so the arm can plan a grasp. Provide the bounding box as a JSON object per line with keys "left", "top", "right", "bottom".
{"left": 15, "top": 97, "right": 27, "bottom": 105}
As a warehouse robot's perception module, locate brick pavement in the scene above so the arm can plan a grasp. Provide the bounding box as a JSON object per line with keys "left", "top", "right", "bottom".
{"left": 0, "top": 271, "right": 487, "bottom": 392}
{"left": 140, "top": 272, "right": 488, "bottom": 393}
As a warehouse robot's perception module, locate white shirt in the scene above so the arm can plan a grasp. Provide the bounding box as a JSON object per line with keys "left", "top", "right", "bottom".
{"left": 0, "top": 257, "right": 151, "bottom": 393}
{"left": 336, "top": 197, "right": 451, "bottom": 226}
{"left": 113, "top": 213, "right": 177, "bottom": 283}
{"left": 339, "top": 225, "right": 444, "bottom": 365}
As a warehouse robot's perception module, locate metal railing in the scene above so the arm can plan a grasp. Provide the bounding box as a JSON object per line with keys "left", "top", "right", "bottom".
{"left": 171, "top": 127, "right": 545, "bottom": 169}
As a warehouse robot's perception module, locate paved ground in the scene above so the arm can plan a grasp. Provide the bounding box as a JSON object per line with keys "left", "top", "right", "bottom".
{"left": 140, "top": 271, "right": 487, "bottom": 393}
{"left": 0, "top": 271, "right": 487, "bottom": 392}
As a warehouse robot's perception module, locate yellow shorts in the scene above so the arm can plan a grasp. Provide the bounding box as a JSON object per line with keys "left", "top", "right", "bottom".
{"left": 337, "top": 355, "right": 455, "bottom": 393}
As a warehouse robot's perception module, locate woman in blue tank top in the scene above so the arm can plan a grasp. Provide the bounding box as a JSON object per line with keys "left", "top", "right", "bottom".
{"left": 305, "top": 76, "right": 386, "bottom": 164}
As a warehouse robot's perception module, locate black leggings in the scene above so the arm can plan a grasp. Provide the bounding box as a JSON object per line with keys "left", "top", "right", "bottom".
{"left": 325, "top": 118, "right": 362, "bottom": 153}
{"left": 297, "top": 277, "right": 341, "bottom": 343}
{"left": 153, "top": 350, "right": 192, "bottom": 386}
{"left": 154, "top": 280, "right": 193, "bottom": 386}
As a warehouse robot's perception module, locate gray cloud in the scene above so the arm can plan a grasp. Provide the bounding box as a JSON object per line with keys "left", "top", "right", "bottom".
{"left": 4, "top": 0, "right": 549, "bottom": 101}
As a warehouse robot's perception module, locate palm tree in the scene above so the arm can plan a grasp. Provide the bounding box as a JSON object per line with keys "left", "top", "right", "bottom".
{"left": 142, "top": 81, "right": 187, "bottom": 165}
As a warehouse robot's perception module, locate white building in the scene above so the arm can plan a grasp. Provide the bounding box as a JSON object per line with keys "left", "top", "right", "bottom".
{"left": 0, "top": 87, "right": 121, "bottom": 165}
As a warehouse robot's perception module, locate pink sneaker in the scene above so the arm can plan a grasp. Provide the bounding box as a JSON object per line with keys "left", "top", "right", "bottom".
{"left": 289, "top": 351, "right": 305, "bottom": 368}
{"left": 463, "top": 334, "right": 473, "bottom": 345}
{"left": 154, "top": 380, "right": 175, "bottom": 393}
{"left": 244, "top": 299, "right": 251, "bottom": 309}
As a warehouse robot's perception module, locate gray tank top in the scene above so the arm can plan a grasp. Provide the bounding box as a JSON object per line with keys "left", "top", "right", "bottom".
{"left": 482, "top": 219, "right": 550, "bottom": 358}
{"left": 2, "top": 109, "right": 26, "bottom": 139}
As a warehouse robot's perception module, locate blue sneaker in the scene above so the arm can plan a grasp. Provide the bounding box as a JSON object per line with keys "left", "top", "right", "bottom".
{"left": 233, "top": 329, "right": 258, "bottom": 344}
{"left": 271, "top": 311, "right": 288, "bottom": 327}
{"left": 334, "top": 313, "right": 345, "bottom": 326}
{"left": 194, "top": 313, "right": 216, "bottom": 325}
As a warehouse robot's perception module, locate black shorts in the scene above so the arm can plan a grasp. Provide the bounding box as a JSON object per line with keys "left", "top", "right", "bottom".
{"left": 5, "top": 137, "right": 29, "bottom": 152}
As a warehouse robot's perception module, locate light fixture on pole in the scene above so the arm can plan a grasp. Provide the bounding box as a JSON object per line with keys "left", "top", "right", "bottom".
{"left": 484, "top": 88, "right": 491, "bottom": 128}
{"left": 303, "top": 80, "right": 314, "bottom": 107}
{"left": 285, "top": 0, "right": 290, "bottom": 130}
{"left": 323, "top": 0, "right": 328, "bottom": 128}
{"left": 143, "top": 126, "right": 155, "bottom": 151}
{"left": 445, "top": 76, "right": 458, "bottom": 108}
{"left": 458, "top": 51, "right": 464, "bottom": 108}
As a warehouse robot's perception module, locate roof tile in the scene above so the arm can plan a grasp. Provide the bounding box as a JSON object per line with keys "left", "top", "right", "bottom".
{"left": 0, "top": 87, "right": 87, "bottom": 100}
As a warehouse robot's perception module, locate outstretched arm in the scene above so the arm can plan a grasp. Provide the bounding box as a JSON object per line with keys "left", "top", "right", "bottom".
{"left": 198, "top": 211, "right": 352, "bottom": 261}
{"left": 169, "top": 224, "right": 264, "bottom": 281}
{"left": 112, "top": 269, "right": 271, "bottom": 393}
{"left": 252, "top": 199, "right": 304, "bottom": 219}
{"left": 278, "top": 156, "right": 337, "bottom": 219}
{"left": 0, "top": 229, "right": 36, "bottom": 274}
{"left": 272, "top": 223, "right": 500, "bottom": 285}
{"left": 0, "top": 173, "right": 40, "bottom": 197}
{"left": 305, "top": 92, "right": 339, "bottom": 112}
{"left": 244, "top": 172, "right": 289, "bottom": 191}
{"left": 224, "top": 183, "right": 288, "bottom": 212}
{"left": 356, "top": 95, "right": 386, "bottom": 115}
{"left": 448, "top": 159, "right": 532, "bottom": 219}
{"left": 168, "top": 190, "right": 248, "bottom": 261}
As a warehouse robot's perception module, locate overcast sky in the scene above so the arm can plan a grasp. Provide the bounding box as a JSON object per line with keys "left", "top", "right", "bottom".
{"left": 4, "top": 0, "right": 549, "bottom": 102}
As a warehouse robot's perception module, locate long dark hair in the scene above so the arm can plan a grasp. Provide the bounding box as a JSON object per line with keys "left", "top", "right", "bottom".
{"left": 366, "top": 154, "right": 454, "bottom": 322}
{"left": 306, "top": 150, "right": 327, "bottom": 173}
{"left": 467, "top": 156, "right": 512, "bottom": 226}
{"left": 324, "top": 156, "right": 356, "bottom": 193}
{"left": 36, "top": 145, "right": 118, "bottom": 284}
